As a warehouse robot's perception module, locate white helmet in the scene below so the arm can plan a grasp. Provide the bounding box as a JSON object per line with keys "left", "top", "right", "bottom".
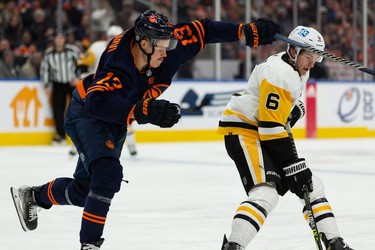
{"left": 107, "top": 25, "right": 124, "bottom": 39}
{"left": 287, "top": 26, "right": 325, "bottom": 63}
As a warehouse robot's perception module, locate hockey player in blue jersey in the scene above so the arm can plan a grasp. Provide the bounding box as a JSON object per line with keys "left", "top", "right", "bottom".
{"left": 10, "top": 10, "right": 280, "bottom": 249}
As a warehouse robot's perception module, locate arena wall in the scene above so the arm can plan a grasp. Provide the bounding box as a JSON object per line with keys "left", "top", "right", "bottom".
{"left": 0, "top": 80, "right": 374, "bottom": 145}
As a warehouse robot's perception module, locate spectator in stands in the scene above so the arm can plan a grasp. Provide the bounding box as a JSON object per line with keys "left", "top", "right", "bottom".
{"left": 0, "top": 38, "right": 11, "bottom": 58}
{"left": 73, "top": 12, "right": 90, "bottom": 41}
{"left": 14, "top": 30, "right": 37, "bottom": 57}
{"left": 1, "top": 0, "right": 19, "bottom": 25}
{"left": 19, "top": 51, "right": 42, "bottom": 79}
{"left": 115, "top": 0, "right": 140, "bottom": 30}
{"left": 0, "top": 49, "right": 20, "bottom": 79}
{"left": 29, "top": 8, "right": 51, "bottom": 50}
{"left": 64, "top": 0, "right": 84, "bottom": 28}
{"left": 0, "top": 0, "right": 373, "bottom": 81}
{"left": 91, "top": 0, "right": 115, "bottom": 38}
{"left": 4, "top": 13, "right": 23, "bottom": 49}
{"left": 0, "top": 14, "right": 5, "bottom": 39}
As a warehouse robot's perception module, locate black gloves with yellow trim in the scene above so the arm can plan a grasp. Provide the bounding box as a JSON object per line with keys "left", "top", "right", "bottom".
{"left": 134, "top": 98, "right": 181, "bottom": 128}
{"left": 243, "top": 18, "right": 280, "bottom": 47}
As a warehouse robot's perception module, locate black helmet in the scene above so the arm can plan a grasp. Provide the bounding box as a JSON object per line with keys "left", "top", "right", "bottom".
{"left": 134, "top": 10, "right": 175, "bottom": 47}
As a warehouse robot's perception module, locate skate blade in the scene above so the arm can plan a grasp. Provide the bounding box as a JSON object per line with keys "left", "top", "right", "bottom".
{"left": 10, "top": 187, "right": 29, "bottom": 232}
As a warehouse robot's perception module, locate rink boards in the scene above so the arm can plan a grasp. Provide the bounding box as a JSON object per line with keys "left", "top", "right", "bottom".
{"left": 0, "top": 80, "right": 374, "bottom": 145}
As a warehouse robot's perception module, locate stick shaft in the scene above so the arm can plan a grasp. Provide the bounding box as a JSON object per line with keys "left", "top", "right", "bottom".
{"left": 286, "top": 123, "right": 324, "bottom": 250}
{"left": 274, "top": 33, "right": 375, "bottom": 76}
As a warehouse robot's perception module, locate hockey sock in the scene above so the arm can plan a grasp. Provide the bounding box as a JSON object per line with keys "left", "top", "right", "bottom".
{"left": 304, "top": 175, "right": 340, "bottom": 240}
{"left": 229, "top": 184, "right": 278, "bottom": 247}
{"left": 35, "top": 177, "right": 89, "bottom": 207}
{"left": 80, "top": 190, "right": 112, "bottom": 243}
{"left": 79, "top": 157, "right": 123, "bottom": 243}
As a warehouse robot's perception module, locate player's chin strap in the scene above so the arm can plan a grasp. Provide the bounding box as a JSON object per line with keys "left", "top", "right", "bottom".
{"left": 137, "top": 42, "right": 155, "bottom": 71}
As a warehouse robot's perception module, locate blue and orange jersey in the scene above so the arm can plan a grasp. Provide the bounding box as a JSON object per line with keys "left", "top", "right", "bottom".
{"left": 75, "top": 19, "right": 243, "bottom": 125}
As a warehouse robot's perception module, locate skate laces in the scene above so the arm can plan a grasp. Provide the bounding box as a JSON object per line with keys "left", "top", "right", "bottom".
{"left": 28, "top": 203, "right": 38, "bottom": 221}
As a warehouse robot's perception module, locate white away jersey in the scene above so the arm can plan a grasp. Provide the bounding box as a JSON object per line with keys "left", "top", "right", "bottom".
{"left": 218, "top": 52, "right": 309, "bottom": 141}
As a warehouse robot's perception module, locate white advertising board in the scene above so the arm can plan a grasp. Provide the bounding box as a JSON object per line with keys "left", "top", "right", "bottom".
{"left": 317, "top": 82, "right": 375, "bottom": 129}
{"left": 1, "top": 80, "right": 374, "bottom": 145}
{"left": 0, "top": 80, "right": 54, "bottom": 133}
{"left": 133, "top": 80, "right": 249, "bottom": 131}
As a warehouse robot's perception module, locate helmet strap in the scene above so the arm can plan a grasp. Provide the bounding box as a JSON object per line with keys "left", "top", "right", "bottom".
{"left": 137, "top": 40, "right": 155, "bottom": 71}
{"left": 287, "top": 45, "right": 300, "bottom": 65}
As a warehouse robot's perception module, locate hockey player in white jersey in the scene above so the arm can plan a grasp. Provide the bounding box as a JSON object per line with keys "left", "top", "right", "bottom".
{"left": 218, "top": 26, "right": 353, "bottom": 250}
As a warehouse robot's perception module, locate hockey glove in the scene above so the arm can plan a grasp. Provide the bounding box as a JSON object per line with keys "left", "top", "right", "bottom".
{"left": 134, "top": 98, "right": 181, "bottom": 128}
{"left": 243, "top": 18, "right": 280, "bottom": 47}
{"left": 283, "top": 158, "right": 313, "bottom": 199}
{"left": 288, "top": 100, "right": 306, "bottom": 127}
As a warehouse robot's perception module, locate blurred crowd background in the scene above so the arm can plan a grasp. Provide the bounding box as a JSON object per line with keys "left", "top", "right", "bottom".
{"left": 0, "top": 0, "right": 374, "bottom": 81}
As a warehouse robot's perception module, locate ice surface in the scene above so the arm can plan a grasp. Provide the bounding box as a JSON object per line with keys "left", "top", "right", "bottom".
{"left": 1, "top": 138, "right": 374, "bottom": 249}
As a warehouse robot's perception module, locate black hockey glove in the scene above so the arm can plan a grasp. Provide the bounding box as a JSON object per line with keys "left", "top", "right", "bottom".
{"left": 243, "top": 18, "right": 280, "bottom": 47}
{"left": 288, "top": 100, "right": 306, "bottom": 127}
{"left": 283, "top": 158, "right": 313, "bottom": 199}
{"left": 134, "top": 98, "right": 181, "bottom": 128}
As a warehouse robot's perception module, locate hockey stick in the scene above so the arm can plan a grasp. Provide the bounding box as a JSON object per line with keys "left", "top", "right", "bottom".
{"left": 286, "top": 123, "right": 324, "bottom": 250}
{"left": 274, "top": 33, "right": 375, "bottom": 76}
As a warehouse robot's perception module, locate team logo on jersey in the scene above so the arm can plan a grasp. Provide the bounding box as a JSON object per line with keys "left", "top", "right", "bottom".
{"left": 106, "top": 140, "right": 115, "bottom": 149}
{"left": 298, "top": 28, "right": 310, "bottom": 37}
{"left": 338, "top": 87, "right": 360, "bottom": 122}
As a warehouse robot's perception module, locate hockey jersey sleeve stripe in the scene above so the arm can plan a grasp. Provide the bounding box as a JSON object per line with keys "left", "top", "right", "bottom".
{"left": 238, "top": 24, "right": 243, "bottom": 40}
{"left": 76, "top": 79, "right": 87, "bottom": 100}
{"left": 191, "top": 20, "right": 205, "bottom": 50}
{"left": 127, "top": 105, "right": 136, "bottom": 125}
{"left": 86, "top": 85, "right": 109, "bottom": 95}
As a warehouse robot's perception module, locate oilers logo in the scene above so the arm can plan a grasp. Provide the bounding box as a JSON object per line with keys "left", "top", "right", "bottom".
{"left": 338, "top": 88, "right": 360, "bottom": 122}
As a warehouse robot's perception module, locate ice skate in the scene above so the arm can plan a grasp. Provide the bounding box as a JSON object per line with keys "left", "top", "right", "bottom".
{"left": 51, "top": 135, "right": 66, "bottom": 146}
{"left": 127, "top": 143, "right": 137, "bottom": 156}
{"left": 81, "top": 238, "right": 104, "bottom": 250}
{"left": 221, "top": 235, "right": 244, "bottom": 250}
{"left": 323, "top": 236, "right": 354, "bottom": 250}
{"left": 10, "top": 186, "right": 39, "bottom": 231}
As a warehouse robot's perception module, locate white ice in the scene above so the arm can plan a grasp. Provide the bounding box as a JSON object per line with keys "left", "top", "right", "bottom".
{"left": 1, "top": 138, "right": 374, "bottom": 250}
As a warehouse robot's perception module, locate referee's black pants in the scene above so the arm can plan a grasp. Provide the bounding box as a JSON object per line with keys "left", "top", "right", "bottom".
{"left": 52, "top": 81, "right": 75, "bottom": 139}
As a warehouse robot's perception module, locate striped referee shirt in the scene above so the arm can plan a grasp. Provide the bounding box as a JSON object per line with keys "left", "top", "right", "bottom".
{"left": 40, "top": 44, "right": 80, "bottom": 87}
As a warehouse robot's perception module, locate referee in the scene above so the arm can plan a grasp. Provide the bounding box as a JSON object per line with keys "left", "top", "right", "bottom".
{"left": 40, "top": 31, "right": 80, "bottom": 144}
